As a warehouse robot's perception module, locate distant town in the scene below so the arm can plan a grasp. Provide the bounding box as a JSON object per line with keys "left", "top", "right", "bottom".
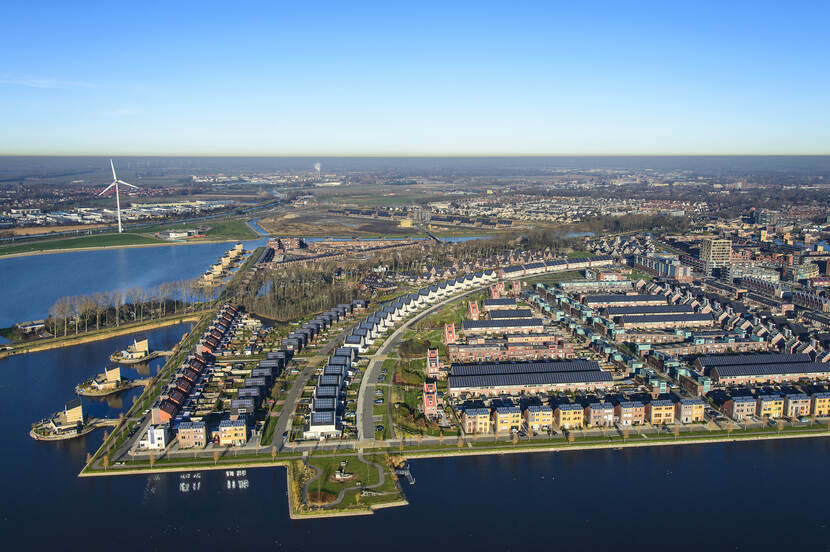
{"left": 3, "top": 157, "right": 830, "bottom": 518}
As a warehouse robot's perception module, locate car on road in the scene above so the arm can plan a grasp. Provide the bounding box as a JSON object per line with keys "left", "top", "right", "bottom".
{"left": 768, "top": 419, "right": 778, "bottom": 427}
{"left": 376, "top": 425, "right": 384, "bottom": 432}
{"left": 282, "top": 431, "right": 288, "bottom": 439}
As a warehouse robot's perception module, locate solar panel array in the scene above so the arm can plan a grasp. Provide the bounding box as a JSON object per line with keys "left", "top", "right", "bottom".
{"left": 620, "top": 313, "right": 713, "bottom": 324}
{"left": 314, "top": 398, "right": 336, "bottom": 411}
{"left": 584, "top": 294, "right": 667, "bottom": 304}
{"left": 483, "top": 298, "right": 517, "bottom": 306}
{"left": 713, "top": 363, "right": 830, "bottom": 378}
{"left": 449, "top": 370, "right": 612, "bottom": 389}
{"left": 451, "top": 360, "right": 600, "bottom": 377}
{"left": 697, "top": 353, "right": 812, "bottom": 368}
{"left": 490, "top": 309, "right": 533, "bottom": 319}
{"left": 606, "top": 304, "right": 695, "bottom": 316}
{"left": 311, "top": 411, "right": 335, "bottom": 425}
{"left": 462, "top": 318, "right": 544, "bottom": 329}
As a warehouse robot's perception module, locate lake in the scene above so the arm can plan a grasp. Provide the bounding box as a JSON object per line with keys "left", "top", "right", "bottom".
{"left": 2, "top": 322, "right": 830, "bottom": 549}
{"left": 0, "top": 238, "right": 267, "bottom": 328}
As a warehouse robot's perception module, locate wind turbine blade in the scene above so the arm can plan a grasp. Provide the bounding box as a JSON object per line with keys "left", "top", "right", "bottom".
{"left": 117, "top": 180, "right": 138, "bottom": 189}
{"left": 99, "top": 183, "right": 116, "bottom": 196}
{"left": 110, "top": 159, "right": 117, "bottom": 181}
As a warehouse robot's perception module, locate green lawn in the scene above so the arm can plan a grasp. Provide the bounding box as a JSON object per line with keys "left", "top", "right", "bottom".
{"left": 139, "top": 218, "right": 258, "bottom": 240}
{"left": 0, "top": 233, "right": 163, "bottom": 256}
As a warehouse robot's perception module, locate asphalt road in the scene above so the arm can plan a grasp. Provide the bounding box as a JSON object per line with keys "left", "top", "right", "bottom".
{"left": 356, "top": 285, "right": 491, "bottom": 443}
{"left": 272, "top": 323, "right": 356, "bottom": 451}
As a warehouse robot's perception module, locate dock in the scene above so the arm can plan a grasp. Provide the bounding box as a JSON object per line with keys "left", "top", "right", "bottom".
{"left": 29, "top": 417, "right": 120, "bottom": 441}
{"left": 394, "top": 464, "right": 415, "bottom": 485}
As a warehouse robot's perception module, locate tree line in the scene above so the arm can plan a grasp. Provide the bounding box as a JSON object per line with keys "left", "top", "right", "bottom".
{"left": 45, "top": 279, "right": 214, "bottom": 338}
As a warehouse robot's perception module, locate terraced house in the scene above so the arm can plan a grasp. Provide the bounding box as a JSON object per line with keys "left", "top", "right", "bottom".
{"left": 555, "top": 403, "right": 584, "bottom": 429}
{"left": 493, "top": 406, "right": 522, "bottom": 432}
{"left": 676, "top": 398, "right": 705, "bottom": 423}
{"left": 783, "top": 393, "right": 811, "bottom": 418}
{"left": 756, "top": 395, "right": 784, "bottom": 419}
{"left": 724, "top": 396, "right": 757, "bottom": 421}
{"left": 462, "top": 408, "right": 491, "bottom": 434}
{"left": 585, "top": 403, "right": 615, "bottom": 427}
{"left": 646, "top": 400, "right": 676, "bottom": 425}
{"left": 524, "top": 405, "right": 553, "bottom": 430}
{"left": 812, "top": 392, "right": 830, "bottom": 416}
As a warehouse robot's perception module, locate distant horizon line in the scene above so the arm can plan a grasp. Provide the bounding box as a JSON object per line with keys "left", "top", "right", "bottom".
{"left": 1, "top": 152, "right": 829, "bottom": 158}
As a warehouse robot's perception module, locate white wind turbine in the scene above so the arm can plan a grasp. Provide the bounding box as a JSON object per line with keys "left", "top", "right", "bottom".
{"left": 99, "top": 159, "right": 138, "bottom": 233}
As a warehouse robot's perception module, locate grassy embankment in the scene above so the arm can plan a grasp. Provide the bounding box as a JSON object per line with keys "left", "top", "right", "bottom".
{"left": 0, "top": 311, "right": 205, "bottom": 359}
{"left": 0, "top": 219, "right": 259, "bottom": 258}
{"left": 0, "top": 233, "right": 163, "bottom": 256}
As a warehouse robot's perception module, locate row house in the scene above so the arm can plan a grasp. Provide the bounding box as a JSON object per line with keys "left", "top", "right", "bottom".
{"left": 585, "top": 402, "right": 615, "bottom": 427}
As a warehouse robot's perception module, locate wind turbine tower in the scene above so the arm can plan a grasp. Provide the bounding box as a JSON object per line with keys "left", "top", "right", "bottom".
{"left": 99, "top": 160, "right": 138, "bottom": 233}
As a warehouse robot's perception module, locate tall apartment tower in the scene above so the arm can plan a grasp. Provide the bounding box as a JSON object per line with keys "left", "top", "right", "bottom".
{"left": 699, "top": 238, "right": 732, "bottom": 275}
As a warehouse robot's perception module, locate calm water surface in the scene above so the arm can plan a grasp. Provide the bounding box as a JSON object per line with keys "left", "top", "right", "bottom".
{"left": 0, "top": 239, "right": 267, "bottom": 327}
{"left": 2, "top": 322, "right": 830, "bottom": 549}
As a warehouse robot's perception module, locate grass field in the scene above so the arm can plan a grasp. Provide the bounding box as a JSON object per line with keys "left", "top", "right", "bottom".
{"left": 137, "top": 218, "right": 259, "bottom": 240}
{"left": 0, "top": 233, "right": 163, "bottom": 256}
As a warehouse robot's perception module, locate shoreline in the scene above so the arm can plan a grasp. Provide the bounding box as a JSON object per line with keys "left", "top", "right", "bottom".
{"left": 0, "top": 313, "right": 202, "bottom": 358}
{"left": 76, "top": 429, "right": 830, "bottom": 519}
{"left": 0, "top": 237, "right": 256, "bottom": 260}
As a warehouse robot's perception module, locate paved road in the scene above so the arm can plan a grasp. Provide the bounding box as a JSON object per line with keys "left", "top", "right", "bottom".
{"left": 356, "top": 285, "right": 491, "bottom": 443}
{"left": 272, "top": 323, "right": 356, "bottom": 451}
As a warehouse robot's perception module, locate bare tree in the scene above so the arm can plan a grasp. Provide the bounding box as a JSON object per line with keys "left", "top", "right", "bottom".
{"left": 213, "top": 450, "right": 220, "bottom": 465}
{"left": 93, "top": 292, "right": 107, "bottom": 330}
{"left": 271, "top": 446, "right": 277, "bottom": 462}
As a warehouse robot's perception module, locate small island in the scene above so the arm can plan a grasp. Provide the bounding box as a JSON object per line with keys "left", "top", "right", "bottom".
{"left": 75, "top": 364, "right": 147, "bottom": 397}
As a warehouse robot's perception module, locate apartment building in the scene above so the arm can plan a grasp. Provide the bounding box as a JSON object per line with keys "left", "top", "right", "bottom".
{"left": 177, "top": 421, "right": 207, "bottom": 449}
{"left": 423, "top": 382, "right": 439, "bottom": 419}
{"left": 756, "top": 395, "right": 784, "bottom": 419}
{"left": 524, "top": 405, "right": 553, "bottom": 430}
{"left": 676, "top": 398, "right": 705, "bottom": 423}
{"left": 555, "top": 403, "right": 584, "bottom": 429}
{"left": 724, "top": 396, "right": 756, "bottom": 421}
{"left": 218, "top": 419, "right": 248, "bottom": 446}
{"left": 783, "top": 393, "right": 811, "bottom": 418}
{"left": 585, "top": 403, "right": 615, "bottom": 427}
{"left": 462, "top": 408, "right": 491, "bottom": 434}
{"left": 646, "top": 400, "right": 676, "bottom": 425}
{"left": 616, "top": 401, "right": 646, "bottom": 426}
{"left": 811, "top": 392, "right": 830, "bottom": 416}
{"left": 492, "top": 406, "right": 522, "bottom": 433}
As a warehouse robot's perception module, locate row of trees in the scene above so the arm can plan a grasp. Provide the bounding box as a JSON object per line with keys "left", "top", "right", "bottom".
{"left": 46, "top": 279, "right": 214, "bottom": 338}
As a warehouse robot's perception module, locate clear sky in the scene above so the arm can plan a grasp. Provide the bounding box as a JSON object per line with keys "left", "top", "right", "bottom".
{"left": 1, "top": 0, "right": 828, "bottom": 155}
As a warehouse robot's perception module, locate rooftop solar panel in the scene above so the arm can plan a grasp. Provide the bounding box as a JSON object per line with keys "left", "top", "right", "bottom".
{"left": 448, "top": 370, "right": 612, "bottom": 389}
{"left": 451, "top": 360, "right": 600, "bottom": 377}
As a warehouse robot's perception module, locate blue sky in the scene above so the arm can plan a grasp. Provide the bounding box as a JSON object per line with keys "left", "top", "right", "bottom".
{"left": 1, "top": 1, "right": 828, "bottom": 155}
